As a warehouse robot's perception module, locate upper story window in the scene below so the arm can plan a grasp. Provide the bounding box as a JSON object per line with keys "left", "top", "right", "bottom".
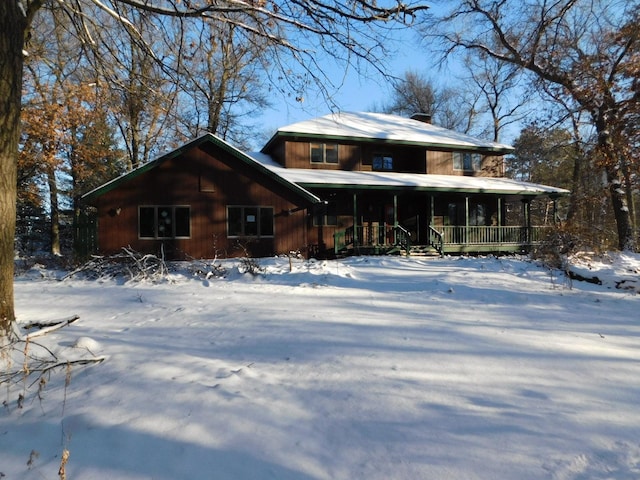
{"left": 311, "top": 143, "right": 339, "bottom": 164}
{"left": 372, "top": 154, "right": 393, "bottom": 171}
{"left": 453, "top": 152, "right": 482, "bottom": 171}
{"left": 139, "top": 206, "right": 190, "bottom": 239}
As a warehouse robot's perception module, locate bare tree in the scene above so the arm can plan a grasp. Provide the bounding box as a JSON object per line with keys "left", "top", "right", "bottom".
{"left": 425, "top": 0, "right": 639, "bottom": 251}
{"left": 381, "top": 70, "right": 481, "bottom": 132}
{"left": 174, "top": 17, "right": 271, "bottom": 149}
{"left": 463, "top": 54, "right": 528, "bottom": 142}
{"left": 1, "top": 0, "right": 429, "bottom": 336}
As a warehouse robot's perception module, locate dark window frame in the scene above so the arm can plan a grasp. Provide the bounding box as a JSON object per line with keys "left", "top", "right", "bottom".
{"left": 372, "top": 154, "right": 394, "bottom": 171}
{"left": 313, "top": 201, "right": 338, "bottom": 226}
{"left": 227, "top": 206, "right": 275, "bottom": 238}
{"left": 138, "top": 205, "right": 191, "bottom": 239}
{"left": 310, "top": 143, "right": 339, "bottom": 164}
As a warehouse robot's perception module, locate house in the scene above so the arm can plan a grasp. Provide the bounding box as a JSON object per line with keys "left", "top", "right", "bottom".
{"left": 79, "top": 112, "right": 569, "bottom": 259}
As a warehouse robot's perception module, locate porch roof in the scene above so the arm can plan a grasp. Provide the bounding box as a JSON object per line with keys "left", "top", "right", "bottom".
{"left": 248, "top": 153, "right": 569, "bottom": 198}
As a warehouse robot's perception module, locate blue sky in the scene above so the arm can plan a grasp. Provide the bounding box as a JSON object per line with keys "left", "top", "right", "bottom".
{"left": 256, "top": 26, "right": 428, "bottom": 138}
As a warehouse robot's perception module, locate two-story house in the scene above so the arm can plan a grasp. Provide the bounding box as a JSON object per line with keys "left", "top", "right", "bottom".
{"left": 79, "top": 112, "right": 568, "bottom": 259}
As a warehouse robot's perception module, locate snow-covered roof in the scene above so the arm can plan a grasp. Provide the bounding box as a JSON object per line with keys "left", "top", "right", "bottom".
{"left": 266, "top": 112, "right": 514, "bottom": 153}
{"left": 248, "top": 152, "right": 569, "bottom": 197}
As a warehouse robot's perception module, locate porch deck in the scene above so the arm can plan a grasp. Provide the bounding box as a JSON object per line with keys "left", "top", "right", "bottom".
{"left": 334, "top": 224, "right": 552, "bottom": 256}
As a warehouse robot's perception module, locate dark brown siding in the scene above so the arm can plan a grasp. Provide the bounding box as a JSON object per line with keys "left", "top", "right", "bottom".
{"left": 95, "top": 145, "right": 312, "bottom": 259}
{"left": 280, "top": 140, "right": 363, "bottom": 170}
{"left": 427, "top": 151, "right": 454, "bottom": 175}
{"left": 427, "top": 151, "right": 506, "bottom": 177}
{"left": 480, "top": 155, "right": 505, "bottom": 177}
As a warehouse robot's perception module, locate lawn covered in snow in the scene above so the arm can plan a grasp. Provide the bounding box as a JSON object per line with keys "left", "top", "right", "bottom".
{"left": 2, "top": 253, "right": 639, "bottom": 479}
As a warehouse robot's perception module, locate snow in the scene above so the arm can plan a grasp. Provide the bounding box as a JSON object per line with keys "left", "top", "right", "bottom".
{"left": 2, "top": 253, "right": 640, "bottom": 479}
{"left": 273, "top": 112, "right": 515, "bottom": 151}
{"left": 247, "top": 153, "right": 570, "bottom": 196}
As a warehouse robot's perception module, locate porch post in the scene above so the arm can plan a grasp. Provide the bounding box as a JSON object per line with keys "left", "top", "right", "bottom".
{"left": 353, "top": 193, "right": 358, "bottom": 245}
{"left": 465, "top": 196, "right": 470, "bottom": 244}
{"left": 430, "top": 195, "right": 435, "bottom": 225}
{"left": 393, "top": 193, "right": 398, "bottom": 245}
{"left": 497, "top": 197, "right": 502, "bottom": 243}
{"left": 522, "top": 199, "right": 531, "bottom": 244}
{"left": 393, "top": 194, "right": 398, "bottom": 226}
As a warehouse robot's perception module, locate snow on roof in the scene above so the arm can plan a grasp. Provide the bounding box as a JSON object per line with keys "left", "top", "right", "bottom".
{"left": 247, "top": 152, "right": 569, "bottom": 197}
{"left": 273, "top": 112, "right": 514, "bottom": 152}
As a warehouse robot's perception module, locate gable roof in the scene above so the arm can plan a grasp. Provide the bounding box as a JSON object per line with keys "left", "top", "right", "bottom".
{"left": 248, "top": 152, "right": 569, "bottom": 197}
{"left": 262, "top": 112, "right": 515, "bottom": 154}
{"left": 81, "top": 133, "right": 322, "bottom": 205}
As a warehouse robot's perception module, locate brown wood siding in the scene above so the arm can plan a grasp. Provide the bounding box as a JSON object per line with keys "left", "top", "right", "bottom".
{"left": 283, "top": 141, "right": 362, "bottom": 170}
{"left": 427, "top": 151, "right": 506, "bottom": 177}
{"left": 428, "top": 150, "right": 454, "bottom": 175}
{"left": 95, "top": 145, "right": 312, "bottom": 260}
{"left": 480, "top": 155, "right": 505, "bottom": 177}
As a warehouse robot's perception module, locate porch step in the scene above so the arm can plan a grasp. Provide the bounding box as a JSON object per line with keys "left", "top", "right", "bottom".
{"left": 408, "top": 245, "right": 441, "bottom": 256}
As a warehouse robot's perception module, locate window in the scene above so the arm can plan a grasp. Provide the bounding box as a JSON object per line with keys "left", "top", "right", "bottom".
{"left": 372, "top": 154, "right": 393, "bottom": 171}
{"left": 310, "top": 143, "right": 339, "bottom": 164}
{"left": 469, "top": 203, "right": 487, "bottom": 226}
{"left": 453, "top": 152, "right": 482, "bottom": 171}
{"left": 139, "top": 206, "right": 190, "bottom": 239}
{"left": 227, "top": 206, "right": 274, "bottom": 237}
{"left": 313, "top": 202, "right": 338, "bottom": 226}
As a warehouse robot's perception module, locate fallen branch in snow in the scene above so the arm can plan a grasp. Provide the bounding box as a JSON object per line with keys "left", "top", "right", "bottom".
{"left": 22, "top": 315, "right": 80, "bottom": 339}
{"left": 616, "top": 279, "right": 639, "bottom": 293}
{"left": 62, "top": 247, "right": 170, "bottom": 282}
{"left": 1, "top": 316, "right": 104, "bottom": 411}
{"left": 0, "top": 356, "right": 105, "bottom": 389}
{"left": 566, "top": 269, "right": 602, "bottom": 285}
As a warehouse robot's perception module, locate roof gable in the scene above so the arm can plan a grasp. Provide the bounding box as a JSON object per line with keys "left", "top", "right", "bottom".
{"left": 262, "top": 112, "right": 514, "bottom": 154}
{"left": 81, "top": 133, "right": 321, "bottom": 205}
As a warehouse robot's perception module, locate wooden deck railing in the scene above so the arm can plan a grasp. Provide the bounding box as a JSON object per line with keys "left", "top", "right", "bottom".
{"left": 334, "top": 224, "right": 552, "bottom": 254}
{"left": 438, "top": 225, "right": 552, "bottom": 245}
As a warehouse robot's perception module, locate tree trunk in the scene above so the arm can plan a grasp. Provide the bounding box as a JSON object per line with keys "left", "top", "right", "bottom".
{"left": 47, "top": 163, "right": 61, "bottom": 256}
{"left": 0, "top": 3, "right": 27, "bottom": 337}
{"left": 594, "top": 107, "right": 637, "bottom": 252}
{"left": 605, "top": 164, "right": 636, "bottom": 251}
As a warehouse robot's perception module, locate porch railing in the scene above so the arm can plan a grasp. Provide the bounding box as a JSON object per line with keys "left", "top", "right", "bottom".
{"left": 335, "top": 224, "right": 552, "bottom": 255}
{"left": 437, "top": 225, "right": 552, "bottom": 245}
{"left": 393, "top": 224, "right": 412, "bottom": 253}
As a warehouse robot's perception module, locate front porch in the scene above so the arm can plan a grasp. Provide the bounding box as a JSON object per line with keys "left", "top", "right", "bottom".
{"left": 333, "top": 222, "right": 552, "bottom": 256}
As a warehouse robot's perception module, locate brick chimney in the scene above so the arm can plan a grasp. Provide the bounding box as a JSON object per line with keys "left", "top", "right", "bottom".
{"left": 410, "top": 113, "right": 432, "bottom": 124}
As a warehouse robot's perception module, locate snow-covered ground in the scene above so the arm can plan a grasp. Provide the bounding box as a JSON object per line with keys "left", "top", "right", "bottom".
{"left": 2, "top": 253, "right": 639, "bottom": 479}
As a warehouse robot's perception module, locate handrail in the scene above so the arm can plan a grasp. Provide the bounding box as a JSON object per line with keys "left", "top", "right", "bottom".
{"left": 428, "top": 225, "right": 444, "bottom": 256}
{"left": 393, "top": 224, "right": 412, "bottom": 255}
